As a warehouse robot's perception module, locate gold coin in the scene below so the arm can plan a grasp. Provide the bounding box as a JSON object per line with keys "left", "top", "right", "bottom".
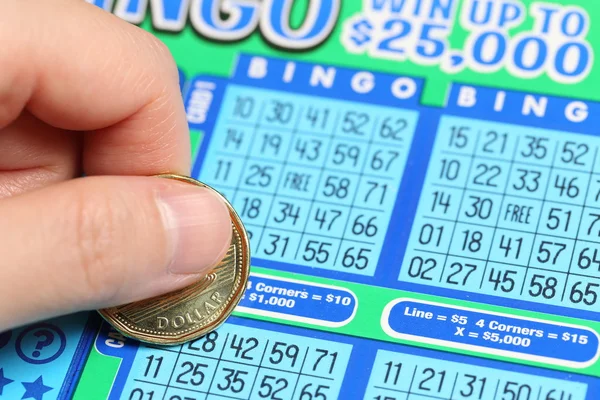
{"left": 98, "top": 174, "right": 250, "bottom": 345}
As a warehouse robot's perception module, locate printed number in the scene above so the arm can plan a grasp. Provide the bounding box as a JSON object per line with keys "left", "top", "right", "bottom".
{"left": 268, "top": 342, "right": 300, "bottom": 367}
{"left": 499, "top": 234, "right": 523, "bottom": 260}
{"left": 143, "top": 355, "right": 162, "bottom": 379}
{"left": 245, "top": 164, "right": 273, "bottom": 188}
{"left": 364, "top": 181, "right": 388, "bottom": 205}
{"left": 448, "top": 126, "right": 469, "bottom": 149}
{"left": 512, "top": 169, "right": 541, "bottom": 192}
{"left": 217, "top": 368, "right": 248, "bottom": 393}
{"left": 528, "top": 274, "right": 558, "bottom": 299}
{"left": 418, "top": 224, "right": 444, "bottom": 247}
{"left": 370, "top": 150, "right": 399, "bottom": 171}
{"left": 536, "top": 241, "right": 567, "bottom": 265}
{"left": 569, "top": 282, "right": 599, "bottom": 305}
{"left": 482, "top": 131, "right": 508, "bottom": 154}
{"left": 273, "top": 202, "right": 301, "bottom": 225}
{"left": 431, "top": 191, "right": 451, "bottom": 214}
{"left": 303, "top": 241, "right": 332, "bottom": 264}
{"left": 322, "top": 176, "right": 350, "bottom": 199}
{"left": 586, "top": 213, "right": 600, "bottom": 236}
{"left": 313, "top": 208, "right": 342, "bottom": 231}
{"left": 553, "top": 175, "right": 580, "bottom": 198}
{"left": 214, "top": 159, "right": 233, "bottom": 181}
{"left": 472, "top": 163, "right": 501, "bottom": 187}
{"left": 342, "top": 247, "right": 371, "bottom": 270}
{"left": 259, "top": 133, "right": 282, "bottom": 156}
{"left": 459, "top": 374, "right": 486, "bottom": 399}
{"left": 129, "top": 389, "right": 155, "bottom": 400}
{"left": 417, "top": 368, "right": 446, "bottom": 393}
{"left": 233, "top": 96, "right": 255, "bottom": 119}
{"left": 263, "top": 234, "right": 290, "bottom": 257}
{"left": 175, "top": 361, "right": 207, "bottom": 386}
{"left": 577, "top": 247, "right": 600, "bottom": 270}
{"left": 546, "top": 208, "right": 572, "bottom": 232}
{"left": 187, "top": 331, "right": 219, "bottom": 353}
{"left": 241, "top": 197, "right": 262, "bottom": 219}
{"left": 305, "top": 107, "right": 330, "bottom": 129}
{"left": 224, "top": 128, "right": 244, "bottom": 150}
{"left": 502, "top": 382, "right": 532, "bottom": 400}
{"left": 379, "top": 117, "right": 407, "bottom": 141}
{"left": 521, "top": 135, "right": 549, "bottom": 159}
{"left": 299, "top": 384, "right": 329, "bottom": 400}
{"left": 439, "top": 159, "right": 460, "bottom": 181}
{"left": 265, "top": 100, "right": 294, "bottom": 124}
{"left": 461, "top": 230, "right": 483, "bottom": 253}
{"left": 332, "top": 143, "right": 360, "bottom": 167}
{"left": 352, "top": 215, "right": 378, "bottom": 237}
{"left": 258, "top": 375, "right": 288, "bottom": 399}
{"left": 487, "top": 268, "right": 517, "bottom": 293}
{"left": 446, "top": 262, "right": 477, "bottom": 286}
{"left": 383, "top": 361, "right": 402, "bottom": 386}
{"left": 229, "top": 335, "right": 259, "bottom": 360}
{"left": 294, "top": 138, "right": 322, "bottom": 161}
{"left": 408, "top": 257, "right": 437, "bottom": 280}
{"left": 342, "top": 111, "right": 369, "bottom": 136}
{"left": 561, "top": 141, "right": 589, "bottom": 165}
{"left": 465, "top": 196, "right": 493, "bottom": 220}
{"left": 313, "top": 349, "right": 338, "bottom": 374}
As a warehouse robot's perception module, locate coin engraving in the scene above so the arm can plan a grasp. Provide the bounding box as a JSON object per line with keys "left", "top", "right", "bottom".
{"left": 98, "top": 174, "right": 250, "bottom": 345}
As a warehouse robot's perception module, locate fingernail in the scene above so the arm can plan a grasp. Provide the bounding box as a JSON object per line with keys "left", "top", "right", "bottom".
{"left": 156, "top": 185, "right": 232, "bottom": 275}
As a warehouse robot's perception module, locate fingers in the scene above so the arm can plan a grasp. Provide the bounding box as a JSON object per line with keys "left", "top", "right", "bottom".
{"left": 0, "top": 176, "right": 232, "bottom": 330}
{"left": 0, "top": 0, "right": 190, "bottom": 176}
{"left": 0, "top": 112, "right": 80, "bottom": 199}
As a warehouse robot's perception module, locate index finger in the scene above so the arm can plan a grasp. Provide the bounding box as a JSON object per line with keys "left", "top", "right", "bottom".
{"left": 0, "top": 0, "right": 190, "bottom": 176}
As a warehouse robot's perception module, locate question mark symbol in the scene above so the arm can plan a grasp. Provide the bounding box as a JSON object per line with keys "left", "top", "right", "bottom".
{"left": 32, "top": 329, "right": 54, "bottom": 358}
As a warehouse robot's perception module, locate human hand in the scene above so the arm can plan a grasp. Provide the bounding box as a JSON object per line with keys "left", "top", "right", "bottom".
{"left": 0, "top": 1, "right": 232, "bottom": 330}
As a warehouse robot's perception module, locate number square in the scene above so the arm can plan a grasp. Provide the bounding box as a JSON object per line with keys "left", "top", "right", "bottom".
{"left": 488, "top": 230, "right": 534, "bottom": 267}
{"left": 513, "top": 132, "right": 557, "bottom": 167}
{"left": 466, "top": 159, "right": 511, "bottom": 195}
{"left": 354, "top": 175, "right": 397, "bottom": 210}
{"left": 260, "top": 98, "right": 301, "bottom": 129}
{"left": 479, "top": 263, "right": 527, "bottom": 299}
{"left": 372, "top": 111, "right": 418, "bottom": 146}
{"left": 181, "top": 331, "right": 226, "bottom": 359}
{"left": 545, "top": 170, "right": 590, "bottom": 206}
{"left": 344, "top": 208, "right": 386, "bottom": 244}
{"left": 169, "top": 354, "right": 218, "bottom": 393}
{"left": 334, "top": 109, "right": 376, "bottom": 141}
{"left": 250, "top": 369, "right": 298, "bottom": 400}
{"left": 441, "top": 256, "right": 486, "bottom": 291}
{"left": 364, "top": 144, "right": 406, "bottom": 178}
{"left": 570, "top": 241, "right": 600, "bottom": 279}
{"left": 399, "top": 250, "right": 446, "bottom": 284}
{"left": 249, "top": 128, "right": 293, "bottom": 162}
{"left": 496, "top": 196, "right": 543, "bottom": 233}
{"left": 232, "top": 191, "right": 274, "bottom": 227}
{"left": 367, "top": 351, "right": 415, "bottom": 391}
{"left": 577, "top": 207, "right": 600, "bottom": 242}
{"left": 448, "top": 223, "right": 494, "bottom": 260}
{"left": 129, "top": 348, "right": 179, "bottom": 384}
{"left": 437, "top": 116, "right": 479, "bottom": 156}
{"left": 301, "top": 346, "right": 351, "bottom": 377}
{"left": 418, "top": 186, "right": 463, "bottom": 220}
{"left": 537, "top": 202, "right": 583, "bottom": 239}
{"left": 408, "top": 217, "right": 454, "bottom": 254}
{"left": 457, "top": 191, "right": 503, "bottom": 226}
{"left": 239, "top": 160, "right": 283, "bottom": 194}
{"left": 474, "top": 128, "right": 518, "bottom": 161}
{"left": 296, "top": 101, "right": 337, "bottom": 135}
{"left": 304, "top": 204, "right": 350, "bottom": 237}
{"left": 297, "top": 235, "right": 341, "bottom": 273}
{"left": 428, "top": 154, "right": 473, "bottom": 188}
{"left": 409, "top": 365, "right": 454, "bottom": 397}
{"left": 198, "top": 155, "right": 245, "bottom": 190}
{"left": 220, "top": 334, "right": 267, "bottom": 365}
{"left": 529, "top": 235, "right": 574, "bottom": 273}
{"left": 554, "top": 139, "right": 595, "bottom": 172}
{"left": 257, "top": 229, "right": 303, "bottom": 264}
{"left": 209, "top": 361, "right": 258, "bottom": 398}
{"left": 277, "top": 164, "right": 322, "bottom": 200}
{"left": 267, "top": 198, "right": 312, "bottom": 232}
{"left": 325, "top": 138, "right": 368, "bottom": 173}
{"left": 214, "top": 123, "right": 254, "bottom": 156}
{"left": 262, "top": 341, "right": 308, "bottom": 373}
{"left": 521, "top": 268, "right": 567, "bottom": 306}
{"left": 225, "top": 86, "right": 262, "bottom": 124}
{"left": 315, "top": 172, "right": 360, "bottom": 206}
{"left": 505, "top": 164, "right": 551, "bottom": 200}
{"left": 288, "top": 133, "right": 331, "bottom": 167}
{"left": 335, "top": 241, "right": 378, "bottom": 276}
{"left": 563, "top": 275, "right": 600, "bottom": 310}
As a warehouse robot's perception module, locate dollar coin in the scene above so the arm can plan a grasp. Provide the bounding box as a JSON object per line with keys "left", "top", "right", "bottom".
{"left": 98, "top": 174, "right": 250, "bottom": 345}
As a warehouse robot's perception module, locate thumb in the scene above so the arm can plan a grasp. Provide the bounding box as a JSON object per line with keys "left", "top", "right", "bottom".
{"left": 0, "top": 176, "right": 232, "bottom": 330}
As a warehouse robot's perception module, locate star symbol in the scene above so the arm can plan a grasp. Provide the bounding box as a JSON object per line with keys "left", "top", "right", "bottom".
{"left": 0, "top": 368, "right": 14, "bottom": 395}
{"left": 21, "top": 376, "right": 52, "bottom": 400}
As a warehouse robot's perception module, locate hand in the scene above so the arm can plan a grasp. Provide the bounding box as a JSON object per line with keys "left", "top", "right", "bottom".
{"left": 0, "top": 1, "right": 232, "bottom": 330}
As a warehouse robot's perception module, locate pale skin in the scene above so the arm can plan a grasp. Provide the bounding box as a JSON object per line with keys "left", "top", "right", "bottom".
{"left": 0, "top": 0, "right": 233, "bottom": 330}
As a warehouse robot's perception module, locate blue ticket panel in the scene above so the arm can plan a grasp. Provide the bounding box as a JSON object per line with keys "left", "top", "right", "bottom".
{"left": 197, "top": 84, "right": 417, "bottom": 276}
{"left": 117, "top": 322, "right": 351, "bottom": 400}
{"left": 364, "top": 350, "right": 588, "bottom": 400}
{"left": 400, "top": 115, "right": 600, "bottom": 311}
